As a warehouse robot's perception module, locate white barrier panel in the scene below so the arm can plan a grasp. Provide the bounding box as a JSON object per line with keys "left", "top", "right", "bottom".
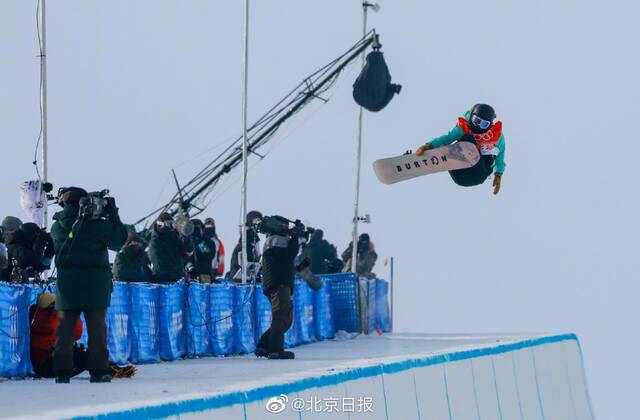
{"left": 71, "top": 334, "right": 593, "bottom": 419}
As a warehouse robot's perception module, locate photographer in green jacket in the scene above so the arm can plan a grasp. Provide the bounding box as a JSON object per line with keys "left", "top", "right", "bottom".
{"left": 145, "top": 212, "right": 194, "bottom": 283}
{"left": 50, "top": 187, "right": 127, "bottom": 383}
{"left": 112, "top": 231, "right": 152, "bottom": 282}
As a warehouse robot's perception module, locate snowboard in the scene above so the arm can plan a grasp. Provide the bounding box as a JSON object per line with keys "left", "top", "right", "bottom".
{"left": 372, "top": 142, "right": 480, "bottom": 185}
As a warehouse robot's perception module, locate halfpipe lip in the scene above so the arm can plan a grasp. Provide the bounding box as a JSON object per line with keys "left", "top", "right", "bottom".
{"left": 35, "top": 333, "right": 580, "bottom": 420}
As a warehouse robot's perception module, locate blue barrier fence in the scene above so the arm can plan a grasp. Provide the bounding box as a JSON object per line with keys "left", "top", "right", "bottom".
{"left": 185, "top": 283, "right": 210, "bottom": 357}
{"left": 0, "top": 273, "right": 391, "bottom": 377}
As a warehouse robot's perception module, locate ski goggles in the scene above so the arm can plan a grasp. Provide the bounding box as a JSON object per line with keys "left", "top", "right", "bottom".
{"left": 471, "top": 114, "right": 492, "bottom": 130}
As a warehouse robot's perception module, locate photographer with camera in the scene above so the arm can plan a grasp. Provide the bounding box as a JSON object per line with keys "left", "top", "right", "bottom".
{"left": 1, "top": 216, "right": 23, "bottom": 281}
{"left": 146, "top": 212, "right": 194, "bottom": 283}
{"left": 254, "top": 216, "right": 312, "bottom": 360}
{"left": 112, "top": 231, "right": 153, "bottom": 283}
{"left": 50, "top": 187, "right": 127, "bottom": 383}
{"left": 227, "top": 210, "right": 262, "bottom": 280}
{"left": 3, "top": 221, "right": 54, "bottom": 282}
{"left": 185, "top": 219, "right": 217, "bottom": 283}
{"left": 342, "top": 233, "right": 378, "bottom": 279}
{"left": 304, "top": 229, "right": 343, "bottom": 275}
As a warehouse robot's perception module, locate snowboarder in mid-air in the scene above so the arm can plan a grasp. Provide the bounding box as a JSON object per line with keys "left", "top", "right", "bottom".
{"left": 416, "top": 104, "right": 506, "bottom": 194}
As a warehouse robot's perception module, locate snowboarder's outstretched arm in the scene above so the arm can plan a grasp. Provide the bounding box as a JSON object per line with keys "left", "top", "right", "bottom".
{"left": 418, "top": 127, "right": 507, "bottom": 176}
{"left": 430, "top": 126, "right": 464, "bottom": 148}
{"left": 416, "top": 126, "right": 463, "bottom": 155}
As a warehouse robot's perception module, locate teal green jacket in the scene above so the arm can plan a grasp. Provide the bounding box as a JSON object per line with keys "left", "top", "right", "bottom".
{"left": 428, "top": 119, "right": 507, "bottom": 174}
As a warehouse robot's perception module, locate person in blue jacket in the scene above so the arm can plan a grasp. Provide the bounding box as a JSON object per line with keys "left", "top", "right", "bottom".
{"left": 416, "top": 104, "right": 506, "bottom": 194}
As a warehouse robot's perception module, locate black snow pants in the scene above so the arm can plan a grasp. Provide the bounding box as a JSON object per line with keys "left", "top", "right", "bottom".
{"left": 257, "top": 285, "right": 293, "bottom": 353}
{"left": 53, "top": 309, "right": 109, "bottom": 378}
{"left": 449, "top": 135, "right": 495, "bottom": 187}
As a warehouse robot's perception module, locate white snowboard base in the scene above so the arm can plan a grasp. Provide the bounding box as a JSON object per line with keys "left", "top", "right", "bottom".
{"left": 373, "top": 142, "right": 480, "bottom": 185}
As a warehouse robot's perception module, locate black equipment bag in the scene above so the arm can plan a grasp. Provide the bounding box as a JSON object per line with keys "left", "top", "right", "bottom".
{"left": 352, "top": 51, "right": 401, "bottom": 112}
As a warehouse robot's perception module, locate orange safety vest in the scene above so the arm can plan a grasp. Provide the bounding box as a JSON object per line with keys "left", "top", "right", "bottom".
{"left": 458, "top": 117, "right": 502, "bottom": 150}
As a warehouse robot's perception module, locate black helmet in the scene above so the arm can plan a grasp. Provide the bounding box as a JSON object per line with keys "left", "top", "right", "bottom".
{"left": 470, "top": 104, "right": 496, "bottom": 121}
{"left": 469, "top": 104, "right": 496, "bottom": 133}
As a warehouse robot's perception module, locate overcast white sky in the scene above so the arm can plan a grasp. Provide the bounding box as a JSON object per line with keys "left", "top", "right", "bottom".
{"left": 2, "top": 0, "right": 639, "bottom": 417}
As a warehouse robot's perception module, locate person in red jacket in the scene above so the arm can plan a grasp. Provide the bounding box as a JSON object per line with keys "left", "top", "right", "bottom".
{"left": 29, "top": 293, "right": 136, "bottom": 379}
{"left": 204, "top": 218, "right": 225, "bottom": 277}
{"left": 30, "top": 293, "right": 82, "bottom": 378}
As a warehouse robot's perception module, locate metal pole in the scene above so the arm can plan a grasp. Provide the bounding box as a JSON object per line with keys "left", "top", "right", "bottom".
{"left": 40, "top": 0, "right": 49, "bottom": 228}
{"left": 240, "top": 0, "right": 250, "bottom": 284}
{"left": 390, "top": 256, "right": 394, "bottom": 332}
{"left": 351, "top": 2, "right": 368, "bottom": 275}
{"left": 352, "top": 2, "right": 371, "bottom": 335}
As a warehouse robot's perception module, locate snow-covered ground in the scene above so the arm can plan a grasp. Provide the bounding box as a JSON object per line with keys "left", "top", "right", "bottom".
{"left": 0, "top": 333, "right": 589, "bottom": 419}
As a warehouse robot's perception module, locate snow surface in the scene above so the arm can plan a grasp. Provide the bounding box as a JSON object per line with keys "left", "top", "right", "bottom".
{"left": 0, "top": 333, "right": 537, "bottom": 419}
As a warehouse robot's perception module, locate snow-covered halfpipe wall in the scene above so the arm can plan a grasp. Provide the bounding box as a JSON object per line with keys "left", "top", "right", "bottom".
{"left": 79, "top": 334, "right": 592, "bottom": 419}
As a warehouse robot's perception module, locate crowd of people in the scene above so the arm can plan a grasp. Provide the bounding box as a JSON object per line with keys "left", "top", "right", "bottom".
{"left": 0, "top": 212, "right": 378, "bottom": 286}
{"left": 0, "top": 186, "right": 379, "bottom": 381}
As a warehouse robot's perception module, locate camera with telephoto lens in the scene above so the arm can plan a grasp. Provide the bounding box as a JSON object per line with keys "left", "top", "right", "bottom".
{"left": 79, "top": 189, "right": 115, "bottom": 219}
{"left": 254, "top": 215, "right": 314, "bottom": 241}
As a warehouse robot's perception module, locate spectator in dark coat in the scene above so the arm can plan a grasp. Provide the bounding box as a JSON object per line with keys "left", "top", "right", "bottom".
{"left": 0, "top": 216, "right": 23, "bottom": 281}
{"left": 4, "top": 222, "right": 54, "bottom": 282}
{"left": 112, "top": 232, "right": 152, "bottom": 282}
{"left": 304, "top": 229, "right": 339, "bottom": 275}
{"left": 187, "top": 219, "right": 217, "bottom": 283}
{"left": 146, "top": 213, "right": 193, "bottom": 283}
{"left": 341, "top": 233, "right": 378, "bottom": 279}
{"left": 227, "top": 210, "right": 262, "bottom": 279}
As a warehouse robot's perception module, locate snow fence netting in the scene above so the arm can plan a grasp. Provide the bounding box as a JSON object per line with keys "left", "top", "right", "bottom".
{"left": 314, "top": 277, "right": 335, "bottom": 339}
{"left": 209, "top": 283, "right": 234, "bottom": 356}
{"left": 364, "top": 278, "right": 377, "bottom": 333}
{"left": 295, "top": 281, "right": 316, "bottom": 344}
{"left": 159, "top": 282, "right": 186, "bottom": 360}
{"left": 328, "top": 273, "right": 360, "bottom": 333}
{"left": 0, "top": 273, "right": 391, "bottom": 377}
{"left": 0, "top": 283, "right": 35, "bottom": 377}
{"left": 185, "top": 282, "right": 210, "bottom": 357}
{"left": 376, "top": 279, "right": 391, "bottom": 332}
{"left": 107, "top": 281, "right": 130, "bottom": 364}
{"left": 129, "top": 283, "right": 160, "bottom": 364}
{"left": 232, "top": 285, "right": 255, "bottom": 354}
